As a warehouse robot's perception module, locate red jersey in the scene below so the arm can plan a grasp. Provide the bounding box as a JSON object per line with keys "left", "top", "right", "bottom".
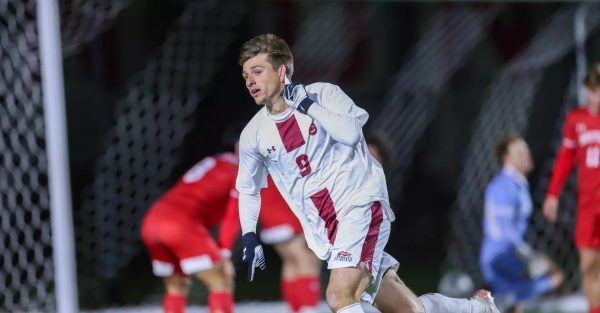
{"left": 547, "top": 107, "right": 600, "bottom": 198}
{"left": 547, "top": 107, "right": 600, "bottom": 248}
{"left": 154, "top": 153, "right": 238, "bottom": 228}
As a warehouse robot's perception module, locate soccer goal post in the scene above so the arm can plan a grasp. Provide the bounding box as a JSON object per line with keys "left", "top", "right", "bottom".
{"left": 38, "top": 0, "right": 79, "bottom": 312}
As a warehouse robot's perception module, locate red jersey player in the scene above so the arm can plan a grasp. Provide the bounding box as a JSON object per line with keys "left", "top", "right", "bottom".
{"left": 141, "top": 149, "right": 239, "bottom": 313}
{"left": 543, "top": 63, "right": 600, "bottom": 313}
{"left": 141, "top": 126, "right": 322, "bottom": 313}
{"left": 141, "top": 126, "right": 248, "bottom": 313}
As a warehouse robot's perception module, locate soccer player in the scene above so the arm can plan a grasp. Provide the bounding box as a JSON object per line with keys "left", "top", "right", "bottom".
{"left": 236, "top": 33, "right": 499, "bottom": 313}
{"left": 543, "top": 63, "right": 600, "bottom": 313}
{"left": 219, "top": 176, "right": 323, "bottom": 313}
{"left": 140, "top": 131, "right": 241, "bottom": 313}
{"left": 480, "top": 135, "right": 563, "bottom": 313}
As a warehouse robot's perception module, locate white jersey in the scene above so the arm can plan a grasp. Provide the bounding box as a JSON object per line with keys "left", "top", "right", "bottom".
{"left": 236, "top": 82, "right": 395, "bottom": 259}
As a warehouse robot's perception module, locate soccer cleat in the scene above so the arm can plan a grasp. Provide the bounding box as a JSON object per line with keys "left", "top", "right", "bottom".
{"left": 471, "top": 289, "right": 500, "bottom": 313}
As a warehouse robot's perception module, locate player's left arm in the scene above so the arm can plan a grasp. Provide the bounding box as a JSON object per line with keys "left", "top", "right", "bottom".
{"left": 283, "top": 83, "right": 368, "bottom": 147}
{"left": 218, "top": 190, "right": 241, "bottom": 257}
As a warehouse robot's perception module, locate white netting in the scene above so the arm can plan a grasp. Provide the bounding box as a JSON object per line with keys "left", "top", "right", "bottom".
{"left": 292, "top": 3, "right": 375, "bottom": 82}
{"left": 528, "top": 72, "right": 581, "bottom": 291}
{"left": 371, "top": 5, "right": 501, "bottom": 201}
{"left": 0, "top": 0, "right": 132, "bottom": 310}
{"left": 60, "top": 0, "right": 130, "bottom": 56}
{"left": 0, "top": 0, "right": 53, "bottom": 311}
{"left": 445, "top": 4, "right": 600, "bottom": 290}
{"left": 76, "top": 0, "right": 246, "bottom": 298}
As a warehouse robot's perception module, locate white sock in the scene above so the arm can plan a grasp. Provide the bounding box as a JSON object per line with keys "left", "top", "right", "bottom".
{"left": 337, "top": 303, "right": 364, "bottom": 313}
{"left": 419, "top": 293, "right": 488, "bottom": 313}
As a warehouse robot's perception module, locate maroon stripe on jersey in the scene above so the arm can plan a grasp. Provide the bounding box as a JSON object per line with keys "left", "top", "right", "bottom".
{"left": 276, "top": 115, "right": 305, "bottom": 152}
{"left": 309, "top": 188, "right": 338, "bottom": 244}
{"left": 360, "top": 201, "right": 383, "bottom": 273}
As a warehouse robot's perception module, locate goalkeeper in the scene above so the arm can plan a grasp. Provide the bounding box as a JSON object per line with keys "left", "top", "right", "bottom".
{"left": 479, "top": 134, "right": 563, "bottom": 313}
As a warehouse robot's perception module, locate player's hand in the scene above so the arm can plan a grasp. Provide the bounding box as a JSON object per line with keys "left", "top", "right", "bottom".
{"left": 220, "top": 249, "right": 235, "bottom": 279}
{"left": 222, "top": 258, "right": 236, "bottom": 280}
{"left": 516, "top": 244, "right": 550, "bottom": 278}
{"left": 241, "top": 232, "right": 266, "bottom": 281}
{"left": 282, "top": 83, "right": 314, "bottom": 114}
{"left": 543, "top": 196, "right": 559, "bottom": 222}
{"left": 526, "top": 253, "right": 551, "bottom": 279}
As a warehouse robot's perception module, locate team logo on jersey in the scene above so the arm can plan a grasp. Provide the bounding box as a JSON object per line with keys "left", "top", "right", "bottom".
{"left": 576, "top": 123, "right": 587, "bottom": 133}
{"left": 267, "top": 146, "right": 276, "bottom": 153}
{"left": 309, "top": 122, "right": 317, "bottom": 135}
{"left": 334, "top": 251, "right": 353, "bottom": 262}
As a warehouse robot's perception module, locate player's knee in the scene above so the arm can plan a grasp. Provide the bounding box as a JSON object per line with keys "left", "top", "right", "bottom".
{"left": 216, "top": 266, "right": 235, "bottom": 290}
{"left": 579, "top": 256, "right": 596, "bottom": 276}
{"left": 164, "top": 275, "right": 192, "bottom": 295}
{"left": 383, "top": 269, "right": 402, "bottom": 285}
{"left": 195, "top": 266, "right": 233, "bottom": 292}
{"left": 326, "top": 283, "right": 361, "bottom": 310}
{"left": 298, "top": 247, "right": 318, "bottom": 267}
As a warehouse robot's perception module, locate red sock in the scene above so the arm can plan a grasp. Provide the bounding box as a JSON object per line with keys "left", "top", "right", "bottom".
{"left": 590, "top": 307, "right": 600, "bottom": 313}
{"left": 281, "top": 279, "right": 298, "bottom": 311}
{"left": 163, "top": 293, "right": 186, "bottom": 313}
{"left": 208, "top": 291, "right": 233, "bottom": 313}
{"left": 292, "top": 276, "right": 321, "bottom": 311}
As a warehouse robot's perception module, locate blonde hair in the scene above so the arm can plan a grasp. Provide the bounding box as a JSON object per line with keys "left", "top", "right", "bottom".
{"left": 238, "top": 34, "right": 294, "bottom": 78}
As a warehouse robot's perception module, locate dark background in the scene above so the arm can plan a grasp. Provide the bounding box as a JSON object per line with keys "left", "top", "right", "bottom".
{"left": 60, "top": 0, "right": 600, "bottom": 307}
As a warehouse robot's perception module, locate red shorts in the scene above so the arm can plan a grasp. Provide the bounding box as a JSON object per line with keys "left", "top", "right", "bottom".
{"left": 575, "top": 196, "right": 600, "bottom": 248}
{"left": 141, "top": 204, "right": 222, "bottom": 277}
{"left": 258, "top": 182, "right": 303, "bottom": 244}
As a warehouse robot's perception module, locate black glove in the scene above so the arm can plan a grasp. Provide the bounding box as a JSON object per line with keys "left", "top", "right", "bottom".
{"left": 242, "top": 232, "right": 266, "bottom": 281}
{"left": 282, "top": 83, "right": 314, "bottom": 114}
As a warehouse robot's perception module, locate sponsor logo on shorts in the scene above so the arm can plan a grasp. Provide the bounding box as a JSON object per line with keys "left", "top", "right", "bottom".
{"left": 334, "top": 251, "right": 353, "bottom": 262}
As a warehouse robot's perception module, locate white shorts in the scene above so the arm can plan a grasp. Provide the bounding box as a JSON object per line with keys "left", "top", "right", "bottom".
{"left": 327, "top": 201, "right": 400, "bottom": 304}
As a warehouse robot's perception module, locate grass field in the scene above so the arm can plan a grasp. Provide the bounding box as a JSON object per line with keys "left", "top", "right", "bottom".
{"left": 85, "top": 293, "right": 587, "bottom": 313}
{"left": 101, "top": 254, "right": 587, "bottom": 313}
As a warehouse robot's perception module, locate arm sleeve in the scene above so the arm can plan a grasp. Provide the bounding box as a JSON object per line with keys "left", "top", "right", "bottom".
{"left": 484, "top": 182, "right": 524, "bottom": 246}
{"left": 305, "top": 84, "right": 369, "bottom": 147}
{"left": 238, "top": 192, "right": 260, "bottom": 235}
{"left": 547, "top": 113, "right": 577, "bottom": 197}
{"left": 218, "top": 190, "right": 241, "bottom": 251}
{"left": 235, "top": 130, "right": 267, "bottom": 234}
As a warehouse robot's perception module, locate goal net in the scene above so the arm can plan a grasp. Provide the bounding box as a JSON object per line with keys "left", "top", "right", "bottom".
{"left": 0, "top": 0, "right": 128, "bottom": 311}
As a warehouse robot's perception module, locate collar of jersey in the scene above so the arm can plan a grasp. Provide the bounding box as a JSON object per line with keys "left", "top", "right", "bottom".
{"left": 502, "top": 165, "right": 529, "bottom": 187}
{"left": 265, "top": 105, "right": 294, "bottom": 122}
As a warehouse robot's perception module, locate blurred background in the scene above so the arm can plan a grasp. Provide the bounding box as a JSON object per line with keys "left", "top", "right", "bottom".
{"left": 2, "top": 0, "right": 600, "bottom": 312}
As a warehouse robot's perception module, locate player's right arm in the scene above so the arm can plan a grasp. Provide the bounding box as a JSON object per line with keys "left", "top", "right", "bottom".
{"left": 544, "top": 112, "right": 577, "bottom": 222}
{"left": 236, "top": 126, "right": 268, "bottom": 281}
{"left": 236, "top": 129, "right": 267, "bottom": 234}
